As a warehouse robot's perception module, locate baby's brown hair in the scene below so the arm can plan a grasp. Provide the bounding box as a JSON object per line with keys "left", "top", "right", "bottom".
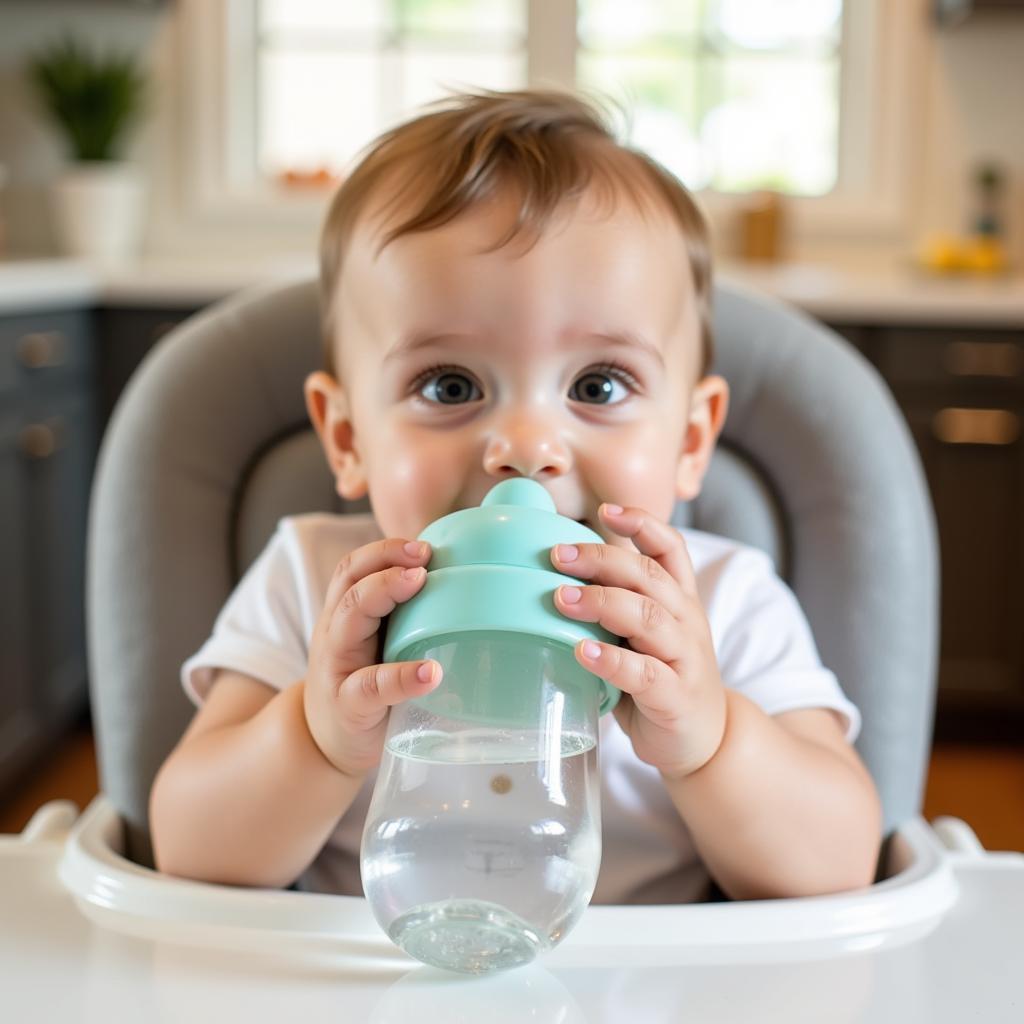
{"left": 319, "top": 88, "right": 713, "bottom": 379}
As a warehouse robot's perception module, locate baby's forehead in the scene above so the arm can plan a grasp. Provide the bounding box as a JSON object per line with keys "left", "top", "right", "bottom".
{"left": 341, "top": 207, "right": 689, "bottom": 345}
{"left": 334, "top": 189, "right": 700, "bottom": 381}
{"left": 344, "top": 189, "right": 692, "bottom": 307}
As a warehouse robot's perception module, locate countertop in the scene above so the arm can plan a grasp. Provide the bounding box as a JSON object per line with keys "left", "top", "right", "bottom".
{"left": 2, "top": 255, "right": 1024, "bottom": 327}
{"left": 720, "top": 260, "right": 1024, "bottom": 327}
{"left": 0, "top": 256, "right": 317, "bottom": 314}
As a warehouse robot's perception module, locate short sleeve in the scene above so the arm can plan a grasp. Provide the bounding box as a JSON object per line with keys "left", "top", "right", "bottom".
{"left": 180, "top": 520, "right": 310, "bottom": 706}
{"left": 704, "top": 546, "right": 862, "bottom": 743}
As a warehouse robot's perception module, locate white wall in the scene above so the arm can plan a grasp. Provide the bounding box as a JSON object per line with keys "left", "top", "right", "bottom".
{"left": 0, "top": 2, "right": 1022, "bottom": 267}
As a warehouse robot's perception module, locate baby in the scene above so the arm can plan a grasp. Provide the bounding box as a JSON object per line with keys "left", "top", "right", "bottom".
{"left": 150, "top": 88, "right": 881, "bottom": 904}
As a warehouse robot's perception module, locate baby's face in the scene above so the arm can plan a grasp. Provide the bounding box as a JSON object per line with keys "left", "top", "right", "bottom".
{"left": 307, "top": 189, "right": 726, "bottom": 548}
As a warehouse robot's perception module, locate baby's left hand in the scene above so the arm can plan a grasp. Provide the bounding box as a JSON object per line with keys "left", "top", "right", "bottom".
{"left": 551, "top": 503, "right": 727, "bottom": 780}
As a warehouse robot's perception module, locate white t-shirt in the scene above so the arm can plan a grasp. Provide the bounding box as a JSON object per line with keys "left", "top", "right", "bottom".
{"left": 181, "top": 513, "right": 861, "bottom": 905}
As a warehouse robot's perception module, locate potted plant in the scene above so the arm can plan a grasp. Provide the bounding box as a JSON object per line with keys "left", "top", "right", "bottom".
{"left": 27, "top": 35, "right": 148, "bottom": 263}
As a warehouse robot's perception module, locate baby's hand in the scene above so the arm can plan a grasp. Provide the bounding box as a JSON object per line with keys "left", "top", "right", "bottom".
{"left": 550, "top": 504, "right": 727, "bottom": 780}
{"left": 304, "top": 538, "right": 440, "bottom": 779}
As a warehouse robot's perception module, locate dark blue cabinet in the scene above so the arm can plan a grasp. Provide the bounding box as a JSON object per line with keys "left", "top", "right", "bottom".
{"left": 0, "top": 304, "right": 198, "bottom": 800}
{"left": 0, "top": 309, "right": 97, "bottom": 799}
{"left": 830, "top": 322, "right": 1024, "bottom": 741}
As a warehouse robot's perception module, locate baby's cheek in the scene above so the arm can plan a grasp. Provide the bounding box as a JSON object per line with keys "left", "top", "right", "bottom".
{"left": 588, "top": 438, "right": 679, "bottom": 523}
{"left": 368, "top": 440, "right": 464, "bottom": 537}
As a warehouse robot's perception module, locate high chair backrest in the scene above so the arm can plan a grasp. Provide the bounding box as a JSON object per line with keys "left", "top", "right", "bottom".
{"left": 87, "top": 277, "right": 939, "bottom": 869}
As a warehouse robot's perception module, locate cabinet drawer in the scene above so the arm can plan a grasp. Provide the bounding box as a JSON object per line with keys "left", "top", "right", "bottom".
{"left": 0, "top": 310, "right": 92, "bottom": 395}
{"left": 876, "top": 328, "right": 1024, "bottom": 392}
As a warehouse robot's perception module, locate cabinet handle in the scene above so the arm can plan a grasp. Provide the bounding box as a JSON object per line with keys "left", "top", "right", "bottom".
{"left": 931, "top": 407, "right": 1020, "bottom": 446}
{"left": 942, "top": 341, "right": 1023, "bottom": 378}
{"left": 18, "top": 419, "right": 62, "bottom": 459}
{"left": 16, "top": 331, "right": 67, "bottom": 370}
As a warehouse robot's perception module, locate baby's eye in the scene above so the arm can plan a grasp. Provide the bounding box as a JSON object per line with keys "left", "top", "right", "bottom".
{"left": 569, "top": 364, "right": 638, "bottom": 405}
{"left": 410, "top": 361, "right": 639, "bottom": 407}
{"left": 412, "top": 365, "right": 482, "bottom": 405}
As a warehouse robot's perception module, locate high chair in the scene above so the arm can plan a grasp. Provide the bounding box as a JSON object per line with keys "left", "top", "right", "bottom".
{"left": 4, "top": 276, "right": 1022, "bottom": 1022}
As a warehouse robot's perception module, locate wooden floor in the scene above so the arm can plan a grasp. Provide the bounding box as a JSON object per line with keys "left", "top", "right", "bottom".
{"left": 2, "top": 723, "right": 1023, "bottom": 853}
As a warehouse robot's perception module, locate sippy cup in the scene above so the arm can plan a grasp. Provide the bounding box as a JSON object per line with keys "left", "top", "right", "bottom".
{"left": 360, "top": 478, "right": 621, "bottom": 975}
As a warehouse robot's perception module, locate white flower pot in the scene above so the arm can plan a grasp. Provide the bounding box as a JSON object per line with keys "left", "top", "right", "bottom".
{"left": 52, "top": 161, "right": 146, "bottom": 264}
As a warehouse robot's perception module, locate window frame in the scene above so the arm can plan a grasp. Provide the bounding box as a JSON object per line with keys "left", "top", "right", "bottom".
{"left": 169, "top": 0, "right": 926, "bottom": 247}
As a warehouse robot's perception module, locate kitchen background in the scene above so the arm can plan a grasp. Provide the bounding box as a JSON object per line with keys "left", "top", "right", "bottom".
{"left": 0, "top": 0, "right": 1022, "bottom": 853}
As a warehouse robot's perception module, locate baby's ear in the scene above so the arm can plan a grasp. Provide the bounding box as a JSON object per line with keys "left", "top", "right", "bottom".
{"left": 674, "top": 374, "right": 730, "bottom": 502}
{"left": 303, "top": 371, "right": 368, "bottom": 500}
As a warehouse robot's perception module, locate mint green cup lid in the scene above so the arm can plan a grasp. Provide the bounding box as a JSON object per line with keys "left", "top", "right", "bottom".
{"left": 383, "top": 479, "right": 621, "bottom": 716}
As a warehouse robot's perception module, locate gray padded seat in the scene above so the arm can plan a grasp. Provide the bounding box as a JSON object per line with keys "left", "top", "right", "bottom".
{"left": 87, "top": 276, "right": 939, "bottom": 870}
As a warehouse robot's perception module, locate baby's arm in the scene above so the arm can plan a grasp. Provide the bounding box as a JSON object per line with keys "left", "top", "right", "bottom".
{"left": 550, "top": 502, "right": 881, "bottom": 901}
{"left": 151, "top": 535, "right": 440, "bottom": 889}
{"left": 662, "top": 694, "right": 882, "bottom": 900}
{"left": 150, "top": 670, "right": 363, "bottom": 888}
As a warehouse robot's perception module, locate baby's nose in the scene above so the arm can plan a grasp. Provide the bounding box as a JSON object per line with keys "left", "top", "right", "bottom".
{"left": 483, "top": 418, "right": 571, "bottom": 479}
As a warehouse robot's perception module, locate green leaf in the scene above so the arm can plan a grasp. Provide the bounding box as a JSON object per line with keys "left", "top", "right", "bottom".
{"left": 26, "top": 35, "right": 148, "bottom": 162}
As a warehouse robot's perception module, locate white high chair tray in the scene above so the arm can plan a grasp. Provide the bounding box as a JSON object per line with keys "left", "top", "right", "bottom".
{"left": 3, "top": 795, "right": 1022, "bottom": 1023}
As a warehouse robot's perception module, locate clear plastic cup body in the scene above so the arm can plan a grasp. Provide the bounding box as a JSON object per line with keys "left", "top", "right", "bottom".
{"left": 360, "top": 631, "right": 602, "bottom": 975}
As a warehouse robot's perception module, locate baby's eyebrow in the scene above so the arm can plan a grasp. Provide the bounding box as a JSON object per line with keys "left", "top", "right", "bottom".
{"left": 383, "top": 332, "right": 473, "bottom": 364}
{"left": 383, "top": 329, "right": 665, "bottom": 369}
{"left": 587, "top": 330, "right": 666, "bottom": 370}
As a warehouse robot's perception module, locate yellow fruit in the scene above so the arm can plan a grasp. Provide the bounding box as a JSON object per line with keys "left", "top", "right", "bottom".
{"left": 919, "top": 235, "right": 965, "bottom": 272}
{"left": 962, "top": 237, "right": 1007, "bottom": 274}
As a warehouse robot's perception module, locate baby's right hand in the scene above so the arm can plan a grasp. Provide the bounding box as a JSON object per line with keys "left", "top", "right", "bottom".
{"left": 303, "top": 537, "right": 441, "bottom": 779}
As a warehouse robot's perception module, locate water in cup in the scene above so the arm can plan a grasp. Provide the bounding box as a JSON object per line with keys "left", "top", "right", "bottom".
{"left": 361, "top": 725, "right": 601, "bottom": 974}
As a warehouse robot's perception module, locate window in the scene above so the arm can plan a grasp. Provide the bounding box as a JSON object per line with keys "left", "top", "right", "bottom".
{"left": 171, "top": 0, "right": 923, "bottom": 243}
{"left": 576, "top": 0, "right": 843, "bottom": 196}
{"left": 256, "top": 0, "right": 529, "bottom": 182}
{"left": 250, "top": 0, "right": 842, "bottom": 197}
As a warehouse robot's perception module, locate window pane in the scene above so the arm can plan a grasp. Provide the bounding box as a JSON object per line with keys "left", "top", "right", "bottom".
{"left": 708, "top": 0, "right": 842, "bottom": 51}
{"left": 577, "top": 51, "right": 705, "bottom": 184}
{"left": 259, "top": 0, "right": 389, "bottom": 36}
{"left": 700, "top": 55, "right": 839, "bottom": 194}
{"left": 578, "top": 0, "right": 701, "bottom": 47}
{"left": 402, "top": 51, "right": 527, "bottom": 111}
{"left": 259, "top": 51, "right": 380, "bottom": 176}
{"left": 576, "top": 0, "right": 843, "bottom": 196}
{"left": 257, "top": 0, "right": 529, "bottom": 182}
{"left": 398, "top": 0, "right": 526, "bottom": 37}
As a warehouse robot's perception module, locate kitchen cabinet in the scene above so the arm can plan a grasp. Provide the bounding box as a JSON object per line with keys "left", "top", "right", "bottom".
{"left": 94, "top": 307, "right": 197, "bottom": 426}
{"left": 0, "top": 304, "right": 199, "bottom": 802}
{"left": 936, "top": 0, "right": 1024, "bottom": 25}
{"left": 0, "top": 309, "right": 97, "bottom": 800}
{"left": 825, "top": 322, "right": 1024, "bottom": 741}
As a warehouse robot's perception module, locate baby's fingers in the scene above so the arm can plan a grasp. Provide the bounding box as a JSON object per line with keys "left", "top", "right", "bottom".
{"left": 575, "top": 640, "right": 681, "bottom": 724}
{"left": 329, "top": 564, "right": 428, "bottom": 671}
{"left": 324, "top": 538, "right": 431, "bottom": 613}
{"left": 339, "top": 658, "right": 443, "bottom": 732}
